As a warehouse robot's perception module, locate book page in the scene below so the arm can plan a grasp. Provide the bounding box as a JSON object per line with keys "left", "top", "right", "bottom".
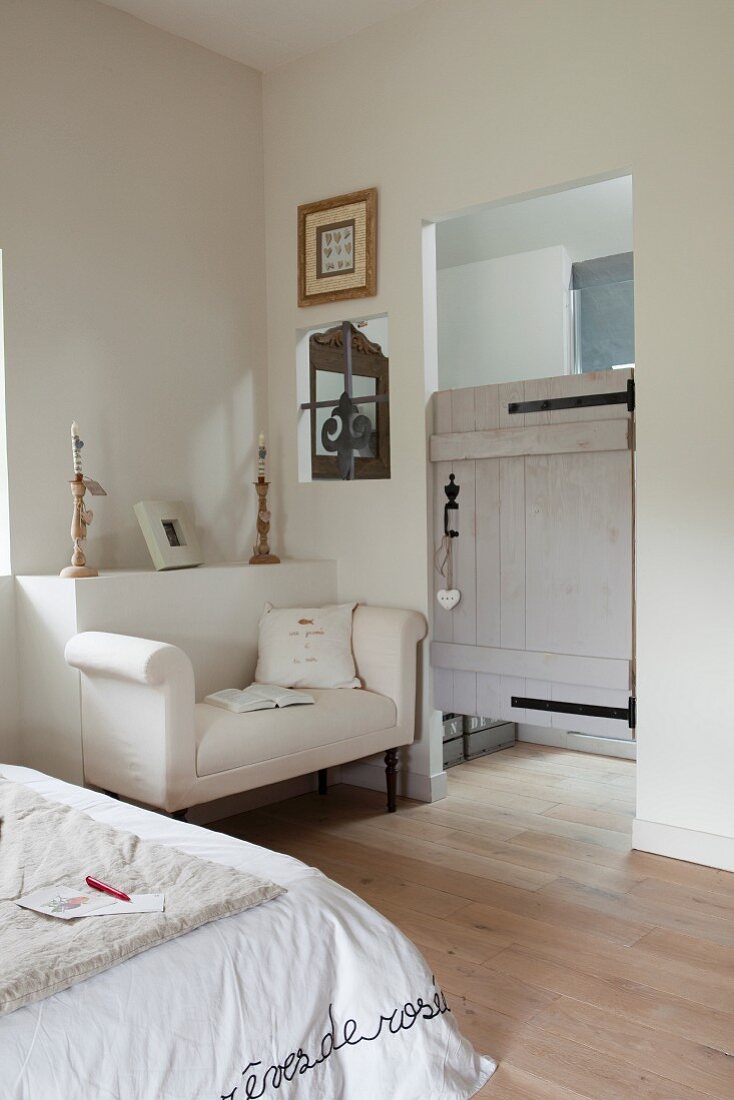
{"left": 265, "top": 685, "right": 315, "bottom": 707}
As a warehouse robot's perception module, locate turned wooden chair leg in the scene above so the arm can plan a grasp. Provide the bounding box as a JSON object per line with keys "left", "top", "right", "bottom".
{"left": 385, "top": 748, "right": 398, "bottom": 813}
{"left": 171, "top": 808, "right": 188, "bottom": 822}
{"left": 318, "top": 768, "right": 328, "bottom": 796}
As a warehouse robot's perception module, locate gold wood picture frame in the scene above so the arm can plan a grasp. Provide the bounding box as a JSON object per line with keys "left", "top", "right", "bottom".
{"left": 298, "top": 187, "right": 377, "bottom": 307}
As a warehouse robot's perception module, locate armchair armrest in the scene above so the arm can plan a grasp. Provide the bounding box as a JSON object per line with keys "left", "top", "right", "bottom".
{"left": 65, "top": 632, "right": 197, "bottom": 813}
{"left": 65, "top": 631, "right": 192, "bottom": 687}
{"left": 351, "top": 607, "right": 427, "bottom": 742}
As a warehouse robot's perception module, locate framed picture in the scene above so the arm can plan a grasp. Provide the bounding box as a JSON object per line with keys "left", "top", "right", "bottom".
{"left": 298, "top": 187, "right": 377, "bottom": 307}
{"left": 134, "top": 500, "right": 203, "bottom": 571}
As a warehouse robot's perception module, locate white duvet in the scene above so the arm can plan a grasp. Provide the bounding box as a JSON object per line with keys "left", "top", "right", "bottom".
{"left": 0, "top": 767, "right": 495, "bottom": 1100}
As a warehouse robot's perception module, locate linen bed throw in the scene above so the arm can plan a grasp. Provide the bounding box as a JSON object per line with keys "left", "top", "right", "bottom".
{"left": 0, "top": 778, "right": 285, "bottom": 1016}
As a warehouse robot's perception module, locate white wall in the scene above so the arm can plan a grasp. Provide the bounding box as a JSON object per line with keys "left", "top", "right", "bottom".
{"left": 437, "top": 174, "right": 633, "bottom": 268}
{"left": 263, "top": 0, "right": 734, "bottom": 865}
{"left": 0, "top": 0, "right": 267, "bottom": 575}
{"left": 0, "top": 578, "right": 19, "bottom": 762}
{"left": 437, "top": 246, "right": 571, "bottom": 389}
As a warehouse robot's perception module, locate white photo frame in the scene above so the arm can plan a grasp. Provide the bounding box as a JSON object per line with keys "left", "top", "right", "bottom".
{"left": 134, "top": 500, "right": 203, "bottom": 571}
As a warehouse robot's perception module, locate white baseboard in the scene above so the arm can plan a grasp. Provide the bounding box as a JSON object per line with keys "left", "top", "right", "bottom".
{"left": 518, "top": 724, "right": 636, "bottom": 760}
{"left": 341, "top": 760, "right": 447, "bottom": 803}
{"left": 632, "top": 818, "right": 734, "bottom": 873}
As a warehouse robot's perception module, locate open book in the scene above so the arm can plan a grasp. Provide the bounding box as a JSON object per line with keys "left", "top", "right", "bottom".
{"left": 203, "top": 684, "right": 315, "bottom": 714}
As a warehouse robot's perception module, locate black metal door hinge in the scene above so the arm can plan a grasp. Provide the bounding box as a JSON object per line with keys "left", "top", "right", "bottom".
{"left": 508, "top": 378, "right": 635, "bottom": 416}
{"left": 512, "top": 695, "right": 637, "bottom": 729}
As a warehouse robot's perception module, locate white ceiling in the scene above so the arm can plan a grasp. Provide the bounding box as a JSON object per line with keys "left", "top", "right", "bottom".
{"left": 437, "top": 176, "right": 634, "bottom": 269}
{"left": 96, "top": 0, "right": 427, "bottom": 71}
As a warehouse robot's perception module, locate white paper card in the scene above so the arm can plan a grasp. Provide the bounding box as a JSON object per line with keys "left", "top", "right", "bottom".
{"left": 91, "top": 893, "right": 165, "bottom": 915}
{"left": 16, "top": 885, "right": 114, "bottom": 920}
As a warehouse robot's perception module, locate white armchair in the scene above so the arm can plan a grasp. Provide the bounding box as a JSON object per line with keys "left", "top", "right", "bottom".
{"left": 65, "top": 606, "right": 426, "bottom": 816}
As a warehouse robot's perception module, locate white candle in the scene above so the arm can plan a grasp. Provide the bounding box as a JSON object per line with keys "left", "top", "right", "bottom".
{"left": 71, "top": 422, "right": 83, "bottom": 476}
{"left": 257, "top": 432, "right": 266, "bottom": 479}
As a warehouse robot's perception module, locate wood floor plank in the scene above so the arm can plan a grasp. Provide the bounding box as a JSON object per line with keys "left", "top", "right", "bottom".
{"left": 466, "top": 751, "right": 633, "bottom": 783}
{"left": 446, "top": 997, "right": 515, "bottom": 1061}
{"left": 542, "top": 803, "right": 632, "bottom": 833}
{"left": 407, "top": 823, "right": 644, "bottom": 893}
{"left": 531, "top": 996, "right": 734, "bottom": 1099}
{"left": 506, "top": 744, "right": 634, "bottom": 778}
{"left": 280, "top": 792, "right": 646, "bottom": 894}
{"left": 214, "top": 744, "right": 733, "bottom": 1100}
{"left": 542, "top": 877, "right": 734, "bottom": 951}
{"left": 632, "top": 926, "right": 734, "bottom": 980}
{"left": 276, "top": 847, "right": 471, "bottom": 919}
{"left": 473, "top": 1063, "right": 590, "bottom": 1099}
{"left": 630, "top": 874, "right": 734, "bottom": 918}
{"left": 421, "top": 945, "right": 559, "bottom": 1023}
{"left": 443, "top": 797, "right": 633, "bottom": 851}
{"left": 454, "top": 763, "right": 624, "bottom": 809}
{"left": 447, "top": 775, "right": 562, "bottom": 814}
{"left": 262, "top": 810, "right": 559, "bottom": 892}
{"left": 459, "top": 756, "right": 633, "bottom": 800}
{"left": 446, "top": 899, "right": 734, "bottom": 1013}
{"left": 506, "top": 829, "right": 734, "bottom": 896}
{"left": 448, "top": 882, "right": 653, "bottom": 947}
{"left": 498, "top": 1026, "right": 712, "bottom": 1099}
{"left": 484, "top": 945, "right": 734, "bottom": 1051}
{"left": 374, "top": 901, "right": 513, "bottom": 964}
{"left": 400, "top": 802, "right": 643, "bottom": 889}
{"left": 232, "top": 814, "right": 558, "bottom": 906}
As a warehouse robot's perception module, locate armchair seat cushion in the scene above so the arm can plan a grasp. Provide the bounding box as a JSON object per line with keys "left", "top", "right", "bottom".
{"left": 195, "top": 688, "right": 397, "bottom": 778}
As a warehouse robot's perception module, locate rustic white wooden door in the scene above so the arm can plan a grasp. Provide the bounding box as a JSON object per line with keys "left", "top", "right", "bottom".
{"left": 430, "top": 369, "right": 635, "bottom": 739}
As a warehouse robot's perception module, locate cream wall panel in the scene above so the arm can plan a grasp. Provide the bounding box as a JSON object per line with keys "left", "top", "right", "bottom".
{"left": 0, "top": 0, "right": 267, "bottom": 574}
{"left": 263, "top": 0, "right": 734, "bottom": 848}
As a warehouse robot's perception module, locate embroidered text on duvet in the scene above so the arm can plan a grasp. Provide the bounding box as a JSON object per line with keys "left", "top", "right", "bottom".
{"left": 220, "top": 981, "right": 450, "bottom": 1099}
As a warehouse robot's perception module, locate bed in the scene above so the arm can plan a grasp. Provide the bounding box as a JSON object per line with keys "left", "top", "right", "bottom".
{"left": 0, "top": 766, "right": 495, "bottom": 1100}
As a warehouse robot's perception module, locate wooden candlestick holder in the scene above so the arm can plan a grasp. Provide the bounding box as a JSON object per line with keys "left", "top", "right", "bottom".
{"left": 249, "top": 478, "right": 280, "bottom": 565}
{"left": 60, "top": 476, "right": 98, "bottom": 578}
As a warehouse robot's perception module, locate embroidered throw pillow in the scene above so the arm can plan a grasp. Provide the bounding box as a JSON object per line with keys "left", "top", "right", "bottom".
{"left": 255, "top": 603, "right": 360, "bottom": 689}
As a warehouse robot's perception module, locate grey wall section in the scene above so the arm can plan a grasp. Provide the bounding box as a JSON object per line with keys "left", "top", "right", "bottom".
{"left": 573, "top": 253, "right": 635, "bottom": 372}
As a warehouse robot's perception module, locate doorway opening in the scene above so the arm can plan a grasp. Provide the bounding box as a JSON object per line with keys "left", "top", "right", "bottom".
{"left": 424, "top": 174, "right": 636, "bottom": 833}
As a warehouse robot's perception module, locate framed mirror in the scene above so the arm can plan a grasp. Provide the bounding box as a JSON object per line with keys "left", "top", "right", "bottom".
{"left": 308, "top": 323, "right": 390, "bottom": 480}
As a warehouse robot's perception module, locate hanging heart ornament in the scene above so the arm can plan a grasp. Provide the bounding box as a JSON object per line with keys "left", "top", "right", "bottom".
{"left": 437, "top": 588, "right": 461, "bottom": 611}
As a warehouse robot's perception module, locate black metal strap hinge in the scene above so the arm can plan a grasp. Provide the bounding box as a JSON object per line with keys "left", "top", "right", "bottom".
{"left": 511, "top": 695, "right": 637, "bottom": 729}
{"left": 508, "top": 378, "right": 635, "bottom": 416}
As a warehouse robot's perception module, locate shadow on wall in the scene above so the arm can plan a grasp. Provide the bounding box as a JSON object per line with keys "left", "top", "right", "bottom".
{"left": 0, "top": 576, "right": 19, "bottom": 761}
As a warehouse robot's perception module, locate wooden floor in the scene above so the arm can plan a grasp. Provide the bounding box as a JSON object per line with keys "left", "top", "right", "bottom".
{"left": 214, "top": 743, "right": 734, "bottom": 1099}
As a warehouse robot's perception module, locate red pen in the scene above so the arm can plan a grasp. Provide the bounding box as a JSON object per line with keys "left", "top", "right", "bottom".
{"left": 85, "top": 876, "right": 131, "bottom": 903}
